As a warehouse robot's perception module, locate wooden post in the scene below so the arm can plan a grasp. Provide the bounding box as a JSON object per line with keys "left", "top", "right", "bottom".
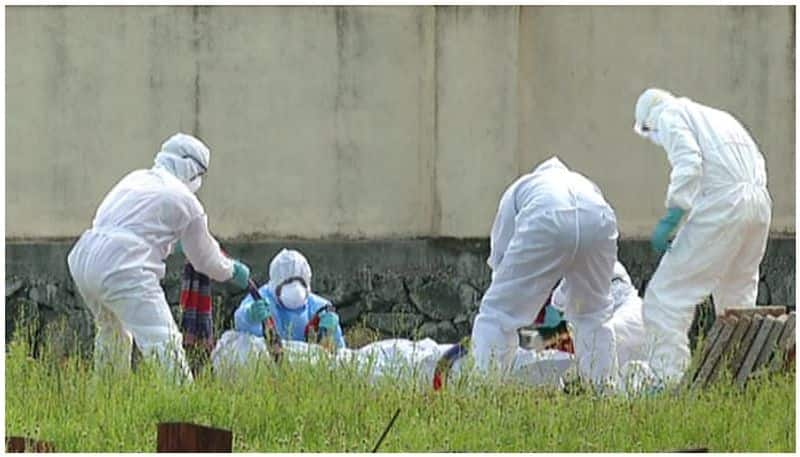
{"left": 685, "top": 318, "right": 725, "bottom": 387}
{"left": 729, "top": 314, "right": 764, "bottom": 380}
{"left": 769, "top": 312, "right": 796, "bottom": 373}
{"left": 710, "top": 315, "right": 751, "bottom": 383}
{"left": 157, "top": 422, "right": 233, "bottom": 452}
{"left": 692, "top": 316, "right": 736, "bottom": 390}
{"left": 752, "top": 314, "right": 788, "bottom": 373}
{"left": 736, "top": 316, "right": 776, "bottom": 388}
{"left": 6, "top": 437, "right": 55, "bottom": 452}
{"left": 707, "top": 316, "right": 751, "bottom": 385}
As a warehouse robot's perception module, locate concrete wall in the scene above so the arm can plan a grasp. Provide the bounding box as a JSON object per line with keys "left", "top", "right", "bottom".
{"left": 7, "top": 6, "right": 795, "bottom": 239}
{"left": 518, "top": 6, "right": 796, "bottom": 236}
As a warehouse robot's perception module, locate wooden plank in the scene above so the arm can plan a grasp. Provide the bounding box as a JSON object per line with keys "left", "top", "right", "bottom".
{"left": 736, "top": 316, "right": 776, "bottom": 388}
{"left": 729, "top": 315, "right": 764, "bottom": 379}
{"left": 692, "top": 317, "right": 736, "bottom": 390}
{"left": 769, "top": 312, "right": 796, "bottom": 373}
{"left": 157, "top": 422, "right": 232, "bottom": 452}
{"left": 723, "top": 306, "right": 787, "bottom": 319}
{"left": 721, "top": 315, "right": 751, "bottom": 376}
{"left": 6, "top": 437, "right": 55, "bottom": 452}
{"left": 708, "top": 316, "right": 751, "bottom": 385}
{"left": 752, "top": 314, "right": 788, "bottom": 373}
{"left": 685, "top": 317, "right": 725, "bottom": 387}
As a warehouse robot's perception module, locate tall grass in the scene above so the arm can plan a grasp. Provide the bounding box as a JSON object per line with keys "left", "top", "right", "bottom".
{"left": 5, "top": 325, "right": 795, "bottom": 452}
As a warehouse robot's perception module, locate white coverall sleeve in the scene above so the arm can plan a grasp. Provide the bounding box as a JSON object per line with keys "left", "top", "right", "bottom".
{"left": 659, "top": 111, "right": 703, "bottom": 211}
{"left": 181, "top": 214, "right": 235, "bottom": 282}
{"left": 487, "top": 184, "right": 518, "bottom": 271}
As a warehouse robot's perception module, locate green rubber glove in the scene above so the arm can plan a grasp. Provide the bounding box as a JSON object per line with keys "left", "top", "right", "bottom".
{"left": 651, "top": 207, "right": 685, "bottom": 254}
{"left": 229, "top": 261, "right": 251, "bottom": 290}
{"left": 318, "top": 310, "right": 340, "bottom": 334}
{"left": 247, "top": 298, "right": 271, "bottom": 324}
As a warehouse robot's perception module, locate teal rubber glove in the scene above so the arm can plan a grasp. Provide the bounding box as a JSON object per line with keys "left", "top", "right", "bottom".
{"left": 172, "top": 240, "right": 184, "bottom": 256}
{"left": 651, "top": 207, "right": 685, "bottom": 254}
{"left": 229, "top": 260, "right": 251, "bottom": 290}
{"left": 247, "top": 298, "right": 271, "bottom": 324}
{"left": 535, "top": 305, "right": 564, "bottom": 330}
{"left": 318, "top": 310, "right": 340, "bottom": 334}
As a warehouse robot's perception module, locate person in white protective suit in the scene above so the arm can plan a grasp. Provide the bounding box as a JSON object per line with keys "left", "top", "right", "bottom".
{"left": 67, "top": 133, "right": 254, "bottom": 382}
{"left": 471, "top": 156, "right": 620, "bottom": 386}
{"left": 633, "top": 88, "right": 772, "bottom": 385}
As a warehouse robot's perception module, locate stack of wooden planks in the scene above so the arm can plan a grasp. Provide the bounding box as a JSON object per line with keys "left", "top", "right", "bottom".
{"left": 684, "top": 306, "right": 795, "bottom": 390}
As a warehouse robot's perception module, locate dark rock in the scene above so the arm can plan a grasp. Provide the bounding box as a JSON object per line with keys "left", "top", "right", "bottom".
{"left": 321, "top": 276, "right": 364, "bottom": 308}
{"left": 453, "top": 312, "right": 471, "bottom": 325}
{"left": 362, "top": 294, "right": 395, "bottom": 313}
{"left": 454, "top": 320, "right": 472, "bottom": 339}
{"left": 391, "top": 302, "right": 417, "bottom": 314}
{"left": 457, "top": 282, "right": 480, "bottom": 312}
{"left": 435, "top": 320, "right": 459, "bottom": 343}
{"left": 417, "top": 321, "right": 438, "bottom": 339}
{"left": 337, "top": 304, "right": 363, "bottom": 325}
{"left": 363, "top": 313, "right": 423, "bottom": 336}
{"left": 27, "top": 283, "right": 47, "bottom": 304}
{"left": 372, "top": 274, "right": 407, "bottom": 306}
{"left": 408, "top": 278, "right": 463, "bottom": 320}
{"left": 6, "top": 277, "right": 24, "bottom": 298}
{"left": 756, "top": 280, "right": 771, "bottom": 306}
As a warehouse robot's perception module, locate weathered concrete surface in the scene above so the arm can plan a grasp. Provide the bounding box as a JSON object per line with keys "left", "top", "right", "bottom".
{"left": 7, "top": 6, "right": 795, "bottom": 240}
{"left": 5, "top": 238, "right": 794, "bottom": 355}
{"left": 519, "top": 6, "right": 795, "bottom": 236}
{"left": 7, "top": 7, "right": 197, "bottom": 237}
{"left": 434, "top": 6, "right": 519, "bottom": 237}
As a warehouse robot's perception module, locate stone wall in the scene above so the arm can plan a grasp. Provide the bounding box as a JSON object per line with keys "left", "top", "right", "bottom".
{"left": 6, "top": 238, "right": 795, "bottom": 355}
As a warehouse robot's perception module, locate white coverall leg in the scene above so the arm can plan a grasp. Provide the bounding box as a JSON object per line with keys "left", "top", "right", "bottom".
{"left": 553, "top": 205, "right": 619, "bottom": 385}
{"left": 69, "top": 231, "right": 192, "bottom": 381}
{"left": 644, "top": 194, "right": 771, "bottom": 382}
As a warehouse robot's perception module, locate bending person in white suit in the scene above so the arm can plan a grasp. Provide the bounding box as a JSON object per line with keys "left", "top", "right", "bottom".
{"left": 471, "top": 156, "right": 620, "bottom": 388}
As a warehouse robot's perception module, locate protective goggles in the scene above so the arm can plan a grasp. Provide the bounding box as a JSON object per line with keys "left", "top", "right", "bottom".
{"left": 276, "top": 276, "right": 309, "bottom": 293}
{"left": 183, "top": 154, "right": 208, "bottom": 181}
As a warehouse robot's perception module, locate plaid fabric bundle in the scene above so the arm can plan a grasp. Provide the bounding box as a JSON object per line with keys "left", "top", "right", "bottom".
{"left": 179, "top": 261, "right": 213, "bottom": 347}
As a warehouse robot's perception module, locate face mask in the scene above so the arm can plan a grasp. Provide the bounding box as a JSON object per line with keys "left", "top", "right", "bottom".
{"left": 644, "top": 130, "right": 662, "bottom": 146}
{"left": 279, "top": 281, "right": 308, "bottom": 309}
{"left": 187, "top": 176, "right": 202, "bottom": 193}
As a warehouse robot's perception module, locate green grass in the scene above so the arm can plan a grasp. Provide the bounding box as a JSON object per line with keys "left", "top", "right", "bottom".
{"left": 5, "top": 328, "right": 796, "bottom": 452}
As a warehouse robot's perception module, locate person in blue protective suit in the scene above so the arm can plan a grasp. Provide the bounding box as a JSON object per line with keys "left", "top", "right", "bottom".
{"left": 234, "top": 248, "right": 346, "bottom": 349}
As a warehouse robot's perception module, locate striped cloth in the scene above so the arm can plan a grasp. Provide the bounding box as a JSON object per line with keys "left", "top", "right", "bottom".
{"left": 179, "top": 261, "right": 214, "bottom": 348}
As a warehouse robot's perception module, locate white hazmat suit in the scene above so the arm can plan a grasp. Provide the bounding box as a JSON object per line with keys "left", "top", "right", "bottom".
{"left": 634, "top": 89, "right": 772, "bottom": 384}
{"left": 471, "top": 157, "right": 619, "bottom": 385}
{"left": 68, "top": 133, "right": 236, "bottom": 381}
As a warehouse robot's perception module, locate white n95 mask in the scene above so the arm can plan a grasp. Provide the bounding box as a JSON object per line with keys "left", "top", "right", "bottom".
{"left": 279, "top": 281, "right": 308, "bottom": 309}
{"left": 187, "top": 176, "right": 202, "bottom": 193}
